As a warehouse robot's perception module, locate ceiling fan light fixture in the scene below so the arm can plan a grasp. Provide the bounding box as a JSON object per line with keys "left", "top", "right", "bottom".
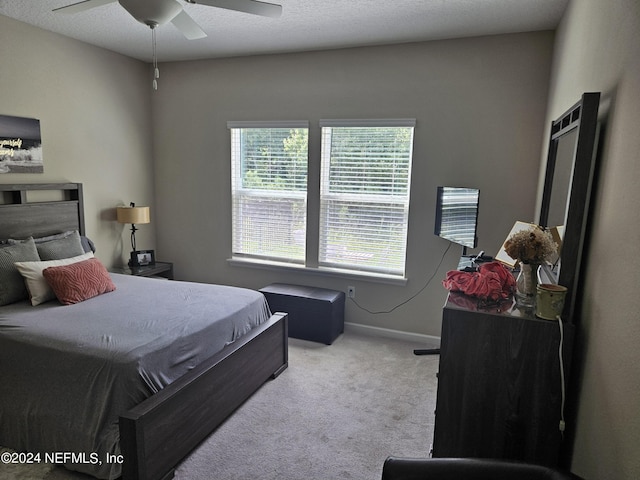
{"left": 52, "top": 0, "right": 284, "bottom": 70}
{"left": 119, "top": 0, "right": 182, "bottom": 27}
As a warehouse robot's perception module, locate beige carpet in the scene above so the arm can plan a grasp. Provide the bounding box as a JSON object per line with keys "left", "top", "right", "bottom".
{"left": 1, "top": 332, "right": 439, "bottom": 480}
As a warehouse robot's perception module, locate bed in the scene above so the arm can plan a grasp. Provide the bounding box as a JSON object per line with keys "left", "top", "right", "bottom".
{"left": 0, "top": 183, "right": 288, "bottom": 480}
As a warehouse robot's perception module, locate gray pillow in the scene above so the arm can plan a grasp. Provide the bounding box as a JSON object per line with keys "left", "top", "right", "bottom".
{"left": 35, "top": 230, "right": 85, "bottom": 261}
{"left": 0, "top": 237, "right": 40, "bottom": 306}
{"left": 18, "top": 230, "right": 96, "bottom": 254}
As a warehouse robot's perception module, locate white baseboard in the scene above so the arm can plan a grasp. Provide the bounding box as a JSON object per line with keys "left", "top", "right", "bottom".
{"left": 344, "top": 322, "right": 441, "bottom": 348}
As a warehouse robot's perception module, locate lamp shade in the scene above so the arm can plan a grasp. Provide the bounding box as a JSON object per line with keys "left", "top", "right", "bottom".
{"left": 117, "top": 206, "right": 150, "bottom": 225}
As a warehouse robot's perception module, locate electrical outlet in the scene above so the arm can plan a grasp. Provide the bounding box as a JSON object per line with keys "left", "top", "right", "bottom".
{"left": 347, "top": 286, "right": 356, "bottom": 298}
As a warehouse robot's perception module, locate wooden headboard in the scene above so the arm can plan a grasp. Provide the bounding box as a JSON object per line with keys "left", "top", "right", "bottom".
{"left": 0, "top": 183, "right": 85, "bottom": 239}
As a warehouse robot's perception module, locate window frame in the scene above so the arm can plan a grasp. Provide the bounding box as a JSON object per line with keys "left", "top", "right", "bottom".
{"left": 228, "top": 120, "right": 310, "bottom": 265}
{"left": 318, "top": 119, "right": 416, "bottom": 278}
{"left": 227, "top": 118, "right": 415, "bottom": 283}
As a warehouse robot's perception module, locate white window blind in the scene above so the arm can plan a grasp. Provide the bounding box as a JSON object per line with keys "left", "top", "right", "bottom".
{"left": 319, "top": 119, "right": 415, "bottom": 276}
{"left": 229, "top": 122, "right": 309, "bottom": 263}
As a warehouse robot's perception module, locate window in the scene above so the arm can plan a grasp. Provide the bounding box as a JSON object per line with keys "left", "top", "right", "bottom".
{"left": 229, "top": 121, "right": 309, "bottom": 264}
{"left": 319, "top": 119, "right": 415, "bottom": 276}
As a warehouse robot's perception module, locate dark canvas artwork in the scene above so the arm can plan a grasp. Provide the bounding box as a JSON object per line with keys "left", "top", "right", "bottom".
{"left": 0, "top": 114, "right": 43, "bottom": 173}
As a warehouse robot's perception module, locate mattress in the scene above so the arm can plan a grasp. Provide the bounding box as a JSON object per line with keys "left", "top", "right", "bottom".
{"left": 0, "top": 273, "right": 271, "bottom": 479}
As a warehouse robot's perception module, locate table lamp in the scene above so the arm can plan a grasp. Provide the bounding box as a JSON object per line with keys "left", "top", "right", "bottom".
{"left": 117, "top": 202, "right": 151, "bottom": 267}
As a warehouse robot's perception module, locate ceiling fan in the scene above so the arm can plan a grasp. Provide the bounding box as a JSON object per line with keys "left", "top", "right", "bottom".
{"left": 53, "top": 0, "right": 283, "bottom": 40}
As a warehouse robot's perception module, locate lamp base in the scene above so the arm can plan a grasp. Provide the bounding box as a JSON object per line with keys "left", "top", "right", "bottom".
{"left": 129, "top": 250, "right": 155, "bottom": 267}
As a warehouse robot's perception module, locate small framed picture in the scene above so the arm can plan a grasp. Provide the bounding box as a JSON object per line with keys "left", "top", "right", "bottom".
{"left": 131, "top": 249, "right": 155, "bottom": 267}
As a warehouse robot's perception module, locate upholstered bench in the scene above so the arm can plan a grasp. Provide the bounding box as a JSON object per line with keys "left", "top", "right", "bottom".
{"left": 259, "top": 283, "right": 345, "bottom": 345}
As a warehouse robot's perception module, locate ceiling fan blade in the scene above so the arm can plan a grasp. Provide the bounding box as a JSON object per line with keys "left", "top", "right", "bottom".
{"left": 171, "top": 10, "right": 207, "bottom": 40}
{"left": 190, "top": 0, "right": 282, "bottom": 18}
{"left": 53, "top": 0, "right": 116, "bottom": 14}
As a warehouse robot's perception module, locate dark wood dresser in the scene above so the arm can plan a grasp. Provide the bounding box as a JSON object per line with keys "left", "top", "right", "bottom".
{"left": 432, "top": 291, "right": 574, "bottom": 467}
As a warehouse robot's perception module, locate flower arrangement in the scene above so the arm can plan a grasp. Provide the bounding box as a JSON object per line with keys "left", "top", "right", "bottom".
{"left": 504, "top": 225, "right": 557, "bottom": 265}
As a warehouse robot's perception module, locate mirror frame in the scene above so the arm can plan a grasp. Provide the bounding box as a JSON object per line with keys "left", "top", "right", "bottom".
{"left": 539, "top": 92, "right": 600, "bottom": 323}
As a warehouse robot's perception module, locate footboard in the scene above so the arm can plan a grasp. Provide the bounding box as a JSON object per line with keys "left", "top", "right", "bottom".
{"left": 119, "top": 312, "right": 288, "bottom": 480}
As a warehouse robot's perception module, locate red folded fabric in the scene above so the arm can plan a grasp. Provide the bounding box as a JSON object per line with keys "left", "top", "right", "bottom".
{"left": 442, "top": 261, "right": 515, "bottom": 301}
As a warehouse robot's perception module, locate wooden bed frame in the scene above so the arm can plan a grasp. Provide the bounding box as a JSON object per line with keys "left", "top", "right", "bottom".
{"left": 0, "top": 183, "right": 289, "bottom": 480}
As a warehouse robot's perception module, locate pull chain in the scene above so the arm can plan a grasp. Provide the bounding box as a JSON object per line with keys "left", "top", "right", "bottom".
{"left": 151, "top": 25, "right": 159, "bottom": 90}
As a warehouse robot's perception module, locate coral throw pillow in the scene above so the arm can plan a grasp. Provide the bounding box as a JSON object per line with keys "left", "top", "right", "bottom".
{"left": 43, "top": 258, "right": 116, "bottom": 305}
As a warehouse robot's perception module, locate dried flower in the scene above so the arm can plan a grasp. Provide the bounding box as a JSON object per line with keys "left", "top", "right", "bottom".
{"left": 504, "top": 225, "right": 557, "bottom": 264}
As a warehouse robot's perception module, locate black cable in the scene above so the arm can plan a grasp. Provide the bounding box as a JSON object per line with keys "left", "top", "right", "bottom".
{"left": 349, "top": 242, "right": 453, "bottom": 315}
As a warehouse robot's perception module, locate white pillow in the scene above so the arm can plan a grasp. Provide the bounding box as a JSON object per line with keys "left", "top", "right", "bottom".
{"left": 14, "top": 252, "right": 95, "bottom": 306}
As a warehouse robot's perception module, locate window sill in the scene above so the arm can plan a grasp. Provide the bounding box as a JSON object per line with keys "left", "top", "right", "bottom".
{"left": 227, "top": 257, "right": 408, "bottom": 286}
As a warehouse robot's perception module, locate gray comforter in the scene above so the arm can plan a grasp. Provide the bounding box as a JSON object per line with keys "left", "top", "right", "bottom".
{"left": 0, "top": 274, "right": 271, "bottom": 479}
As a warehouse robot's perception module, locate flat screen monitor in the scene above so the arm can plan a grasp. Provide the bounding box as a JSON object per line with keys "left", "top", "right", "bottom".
{"left": 434, "top": 186, "right": 480, "bottom": 253}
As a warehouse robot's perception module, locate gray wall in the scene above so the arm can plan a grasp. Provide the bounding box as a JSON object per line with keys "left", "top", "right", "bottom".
{"left": 0, "top": 15, "right": 155, "bottom": 267}
{"left": 543, "top": 1, "right": 640, "bottom": 478}
{"left": 152, "top": 32, "right": 554, "bottom": 339}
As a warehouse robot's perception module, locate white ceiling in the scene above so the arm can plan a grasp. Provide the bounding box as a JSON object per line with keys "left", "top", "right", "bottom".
{"left": 0, "top": 0, "right": 569, "bottom": 63}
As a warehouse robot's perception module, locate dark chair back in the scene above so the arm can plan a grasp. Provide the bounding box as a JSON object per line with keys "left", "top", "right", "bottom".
{"left": 382, "top": 457, "right": 584, "bottom": 480}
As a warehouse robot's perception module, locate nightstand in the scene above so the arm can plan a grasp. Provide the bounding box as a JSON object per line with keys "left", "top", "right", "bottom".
{"left": 112, "top": 261, "right": 174, "bottom": 280}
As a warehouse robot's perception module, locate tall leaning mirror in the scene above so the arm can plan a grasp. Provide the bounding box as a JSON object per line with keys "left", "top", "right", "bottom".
{"left": 539, "top": 92, "right": 601, "bottom": 323}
